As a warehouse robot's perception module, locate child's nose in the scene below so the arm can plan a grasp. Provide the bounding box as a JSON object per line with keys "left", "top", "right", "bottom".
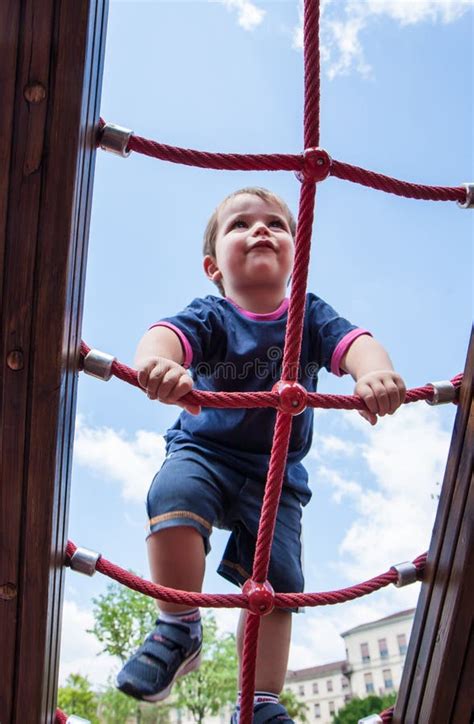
{"left": 253, "top": 222, "right": 269, "bottom": 235}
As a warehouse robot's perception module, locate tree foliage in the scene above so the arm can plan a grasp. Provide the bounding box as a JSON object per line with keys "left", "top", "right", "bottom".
{"left": 279, "top": 688, "right": 308, "bottom": 722}
{"left": 57, "top": 673, "right": 99, "bottom": 723}
{"left": 332, "top": 692, "right": 397, "bottom": 724}
{"left": 89, "top": 577, "right": 157, "bottom": 663}
{"left": 174, "top": 612, "right": 238, "bottom": 724}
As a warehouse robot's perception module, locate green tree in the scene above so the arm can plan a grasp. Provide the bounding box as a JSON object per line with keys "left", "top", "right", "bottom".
{"left": 174, "top": 612, "right": 238, "bottom": 724}
{"left": 97, "top": 683, "right": 136, "bottom": 723}
{"left": 332, "top": 693, "right": 396, "bottom": 724}
{"left": 279, "top": 688, "right": 308, "bottom": 722}
{"left": 58, "top": 673, "right": 99, "bottom": 723}
{"left": 98, "top": 684, "right": 171, "bottom": 724}
{"left": 89, "top": 577, "right": 157, "bottom": 663}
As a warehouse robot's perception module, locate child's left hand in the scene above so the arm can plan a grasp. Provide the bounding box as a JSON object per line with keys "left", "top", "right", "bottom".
{"left": 354, "top": 370, "right": 406, "bottom": 425}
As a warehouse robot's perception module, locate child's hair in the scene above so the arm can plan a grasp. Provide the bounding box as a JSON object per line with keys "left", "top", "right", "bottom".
{"left": 203, "top": 187, "right": 297, "bottom": 295}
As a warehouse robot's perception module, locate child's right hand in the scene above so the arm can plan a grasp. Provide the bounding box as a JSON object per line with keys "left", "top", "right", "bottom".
{"left": 137, "top": 357, "right": 201, "bottom": 415}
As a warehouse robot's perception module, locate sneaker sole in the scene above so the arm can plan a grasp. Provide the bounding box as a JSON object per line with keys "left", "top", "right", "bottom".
{"left": 142, "top": 647, "right": 202, "bottom": 702}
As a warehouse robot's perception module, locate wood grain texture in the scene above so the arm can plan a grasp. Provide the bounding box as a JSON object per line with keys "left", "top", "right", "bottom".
{"left": 0, "top": 1, "right": 108, "bottom": 721}
{"left": 394, "top": 330, "right": 473, "bottom": 723}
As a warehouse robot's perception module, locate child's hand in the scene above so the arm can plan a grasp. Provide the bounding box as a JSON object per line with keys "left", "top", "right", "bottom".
{"left": 354, "top": 370, "right": 406, "bottom": 425}
{"left": 137, "top": 357, "right": 201, "bottom": 415}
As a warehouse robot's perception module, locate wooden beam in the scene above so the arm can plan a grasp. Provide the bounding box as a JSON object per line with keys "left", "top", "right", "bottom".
{"left": 0, "top": 1, "right": 108, "bottom": 720}
{"left": 394, "top": 330, "right": 473, "bottom": 723}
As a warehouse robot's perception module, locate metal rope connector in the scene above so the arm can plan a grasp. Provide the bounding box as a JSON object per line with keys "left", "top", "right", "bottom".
{"left": 67, "top": 717, "right": 91, "bottom": 723}
{"left": 83, "top": 349, "right": 116, "bottom": 381}
{"left": 457, "top": 182, "right": 474, "bottom": 209}
{"left": 100, "top": 122, "right": 133, "bottom": 157}
{"left": 358, "top": 716, "right": 383, "bottom": 724}
{"left": 69, "top": 547, "right": 101, "bottom": 577}
{"left": 391, "top": 561, "right": 418, "bottom": 588}
{"left": 426, "top": 380, "right": 457, "bottom": 406}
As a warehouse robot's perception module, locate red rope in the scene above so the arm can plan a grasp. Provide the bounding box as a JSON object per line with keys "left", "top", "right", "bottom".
{"left": 380, "top": 705, "right": 395, "bottom": 722}
{"left": 108, "top": 133, "right": 468, "bottom": 204}
{"left": 80, "top": 343, "right": 462, "bottom": 412}
{"left": 55, "top": 709, "right": 67, "bottom": 723}
{"left": 65, "top": 540, "right": 426, "bottom": 610}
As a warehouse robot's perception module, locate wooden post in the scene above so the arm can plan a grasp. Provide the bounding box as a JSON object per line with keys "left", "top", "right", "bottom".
{"left": 394, "top": 331, "right": 473, "bottom": 722}
{"left": 0, "top": 1, "right": 108, "bottom": 721}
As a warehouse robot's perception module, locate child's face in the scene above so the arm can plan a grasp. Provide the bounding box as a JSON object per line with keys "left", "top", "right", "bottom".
{"left": 206, "top": 193, "right": 294, "bottom": 295}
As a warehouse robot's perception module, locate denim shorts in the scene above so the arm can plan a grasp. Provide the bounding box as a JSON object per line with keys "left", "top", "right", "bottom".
{"left": 146, "top": 447, "right": 304, "bottom": 601}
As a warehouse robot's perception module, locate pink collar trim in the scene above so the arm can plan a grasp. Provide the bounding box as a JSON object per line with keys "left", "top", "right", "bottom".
{"left": 226, "top": 297, "right": 289, "bottom": 321}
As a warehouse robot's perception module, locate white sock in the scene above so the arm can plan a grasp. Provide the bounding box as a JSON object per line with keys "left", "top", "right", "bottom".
{"left": 158, "top": 608, "right": 201, "bottom": 639}
{"left": 234, "top": 690, "right": 279, "bottom": 718}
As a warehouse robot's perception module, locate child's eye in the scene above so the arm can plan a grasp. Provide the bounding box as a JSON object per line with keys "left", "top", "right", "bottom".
{"left": 231, "top": 220, "right": 247, "bottom": 229}
{"left": 269, "top": 220, "right": 285, "bottom": 229}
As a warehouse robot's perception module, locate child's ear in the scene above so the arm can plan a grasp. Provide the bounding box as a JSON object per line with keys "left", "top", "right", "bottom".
{"left": 203, "top": 255, "right": 222, "bottom": 283}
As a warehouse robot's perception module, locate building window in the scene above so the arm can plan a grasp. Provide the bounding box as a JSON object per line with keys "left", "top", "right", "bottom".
{"left": 326, "top": 679, "right": 333, "bottom": 692}
{"left": 314, "top": 703, "right": 321, "bottom": 718}
{"left": 341, "top": 676, "right": 349, "bottom": 689}
{"left": 383, "top": 669, "right": 394, "bottom": 690}
{"left": 329, "top": 701, "right": 336, "bottom": 715}
{"left": 378, "top": 638, "right": 389, "bottom": 659}
{"left": 312, "top": 682, "right": 319, "bottom": 694}
{"left": 397, "top": 633, "right": 408, "bottom": 655}
{"left": 364, "top": 672, "right": 374, "bottom": 693}
{"left": 360, "top": 642, "right": 371, "bottom": 663}
{"left": 299, "top": 684, "right": 305, "bottom": 696}
{"left": 344, "top": 694, "right": 352, "bottom": 704}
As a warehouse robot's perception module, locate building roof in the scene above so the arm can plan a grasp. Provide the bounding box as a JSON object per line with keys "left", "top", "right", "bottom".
{"left": 340, "top": 608, "right": 416, "bottom": 637}
{"left": 285, "top": 660, "right": 346, "bottom": 682}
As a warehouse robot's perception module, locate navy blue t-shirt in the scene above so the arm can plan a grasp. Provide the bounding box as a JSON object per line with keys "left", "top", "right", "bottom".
{"left": 153, "top": 293, "right": 367, "bottom": 505}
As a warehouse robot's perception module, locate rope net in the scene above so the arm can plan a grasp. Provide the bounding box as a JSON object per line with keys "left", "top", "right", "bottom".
{"left": 59, "top": 1, "right": 467, "bottom": 721}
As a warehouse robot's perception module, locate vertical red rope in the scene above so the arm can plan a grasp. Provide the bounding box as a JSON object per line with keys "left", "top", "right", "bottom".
{"left": 238, "top": 613, "right": 261, "bottom": 724}
{"left": 303, "top": 0, "right": 321, "bottom": 149}
{"left": 230, "top": 4, "right": 321, "bottom": 722}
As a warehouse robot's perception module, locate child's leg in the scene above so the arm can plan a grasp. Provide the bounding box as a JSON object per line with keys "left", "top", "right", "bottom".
{"left": 147, "top": 526, "right": 205, "bottom": 612}
{"left": 237, "top": 608, "right": 292, "bottom": 693}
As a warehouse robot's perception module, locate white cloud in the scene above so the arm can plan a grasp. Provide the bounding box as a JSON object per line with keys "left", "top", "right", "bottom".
{"left": 59, "top": 600, "right": 119, "bottom": 688}
{"left": 74, "top": 415, "right": 166, "bottom": 503}
{"left": 313, "top": 404, "right": 451, "bottom": 580}
{"left": 293, "top": 0, "right": 471, "bottom": 78}
{"left": 217, "top": 0, "right": 266, "bottom": 31}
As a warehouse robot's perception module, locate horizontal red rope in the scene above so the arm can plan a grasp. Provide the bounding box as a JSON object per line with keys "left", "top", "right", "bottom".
{"left": 331, "top": 159, "right": 464, "bottom": 203}
{"left": 80, "top": 342, "right": 462, "bottom": 412}
{"left": 381, "top": 705, "right": 395, "bottom": 722}
{"left": 65, "top": 540, "right": 426, "bottom": 610}
{"left": 99, "top": 123, "right": 467, "bottom": 204}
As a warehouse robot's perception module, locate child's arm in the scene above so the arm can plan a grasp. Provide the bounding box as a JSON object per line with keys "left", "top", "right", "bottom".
{"left": 134, "top": 327, "right": 200, "bottom": 415}
{"left": 340, "top": 334, "right": 406, "bottom": 425}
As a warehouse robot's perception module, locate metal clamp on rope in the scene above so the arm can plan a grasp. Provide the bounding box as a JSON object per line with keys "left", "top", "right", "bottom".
{"left": 100, "top": 122, "right": 133, "bottom": 157}
{"left": 83, "top": 349, "right": 116, "bottom": 381}
{"left": 457, "top": 182, "right": 474, "bottom": 209}
{"left": 391, "top": 561, "right": 418, "bottom": 588}
{"left": 67, "top": 717, "right": 91, "bottom": 724}
{"left": 358, "top": 716, "right": 383, "bottom": 724}
{"left": 69, "top": 547, "right": 101, "bottom": 577}
{"left": 426, "top": 380, "right": 456, "bottom": 406}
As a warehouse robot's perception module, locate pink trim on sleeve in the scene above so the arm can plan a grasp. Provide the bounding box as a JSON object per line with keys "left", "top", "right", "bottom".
{"left": 149, "top": 322, "right": 193, "bottom": 368}
{"left": 331, "top": 329, "right": 372, "bottom": 377}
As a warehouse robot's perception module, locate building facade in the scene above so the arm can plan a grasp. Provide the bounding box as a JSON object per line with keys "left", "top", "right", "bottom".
{"left": 284, "top": 609, "right": 415, "bottom": 723}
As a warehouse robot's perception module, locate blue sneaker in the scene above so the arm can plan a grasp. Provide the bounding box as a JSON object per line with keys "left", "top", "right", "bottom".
{"left": 117, "top": 619, "right": 202, "bottom": 701}
{"left": 231, "top": 702, "right": 295, "bottom": 723}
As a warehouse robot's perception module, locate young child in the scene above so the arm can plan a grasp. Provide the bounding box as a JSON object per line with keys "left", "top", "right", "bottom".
{"left": 117, "top": 188, "right": 406, "bottom": 722}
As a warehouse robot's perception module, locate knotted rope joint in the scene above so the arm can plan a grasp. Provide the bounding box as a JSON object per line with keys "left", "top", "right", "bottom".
{"left": 242, "top": 579, "right": 275, "bottom": 616}
{"left": 295, "top": 147, "right": 332, "bottom": 183}
{"left": 272, "top": 380, "right": 308, "bottom": 415}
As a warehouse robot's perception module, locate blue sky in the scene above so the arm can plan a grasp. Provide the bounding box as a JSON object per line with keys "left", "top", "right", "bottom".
{"left": 60, "top": 0, "right": 473, "bottom": 688}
